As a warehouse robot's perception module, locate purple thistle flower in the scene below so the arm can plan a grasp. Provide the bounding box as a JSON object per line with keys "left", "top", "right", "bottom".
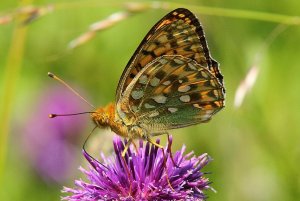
{"left": 62, "top": 136, "right": 213, "bottom": 200}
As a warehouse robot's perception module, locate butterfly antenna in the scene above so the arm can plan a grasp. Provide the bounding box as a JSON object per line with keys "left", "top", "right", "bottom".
{"left": 48, "top": 111, "right": 95, "bottom": 118}
{"left": 48, "top": 72, "right": 96, "bottom": 109}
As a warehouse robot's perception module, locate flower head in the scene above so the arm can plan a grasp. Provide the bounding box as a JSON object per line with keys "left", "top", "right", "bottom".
{"left": 63, "top": 136, "right": 212, "bottom": 201}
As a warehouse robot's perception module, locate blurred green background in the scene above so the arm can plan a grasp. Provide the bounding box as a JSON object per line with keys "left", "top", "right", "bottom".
{"left": 1, "top": 0, "right": 299, "bottom": 200}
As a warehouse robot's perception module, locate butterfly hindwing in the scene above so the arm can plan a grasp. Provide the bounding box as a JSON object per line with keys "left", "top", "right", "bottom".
{"left": 116, "top": 55, "right": 225, "bottom": 132}
{"left": 116, "top": 8, "right": 223, "bottom": 101}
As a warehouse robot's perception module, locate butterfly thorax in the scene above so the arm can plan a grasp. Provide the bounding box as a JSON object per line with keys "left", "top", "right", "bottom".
{"left": 91, "top": 103, "right": 146, "bottom": 139}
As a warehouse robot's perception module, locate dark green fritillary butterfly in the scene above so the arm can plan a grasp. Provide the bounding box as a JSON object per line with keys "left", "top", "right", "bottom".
{"left": 90, "top": 8, "right": 225, "bottom": 154}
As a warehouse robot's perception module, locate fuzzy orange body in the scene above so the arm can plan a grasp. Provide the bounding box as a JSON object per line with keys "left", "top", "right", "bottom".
{"left": 91, "top": 103, "right": 127, "bottom": 137}
{"left": 91, "top": 103, "right": 147, "bottom": 140}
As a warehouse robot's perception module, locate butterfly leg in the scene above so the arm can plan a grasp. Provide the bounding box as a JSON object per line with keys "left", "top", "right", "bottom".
{"left": 146, "top": 136, "right": 175, "bottom": 191}
{"left": 146, "top": 135, "right": 163, "bottom": 148}
{"left": 131, "top": 140, "right": 139, "bottom": 155}
{"left": 166, "top": 133, "right": 179, "bottom": 168}
{"left": 151, "top": 132, "right": 179, "bottom": 168}
{"left": 122, "top": 138, "right": 132, "bottom": 157}
{"left": 121, "top": 138, "right": 134, "bottom": 193}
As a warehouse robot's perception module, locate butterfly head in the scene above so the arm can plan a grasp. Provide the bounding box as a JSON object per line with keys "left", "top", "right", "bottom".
{"left": 91, "top": 103, "right": 116, "bottom": 129}
{"left": 91, "top": 108, "right": 109, "bottom": 128}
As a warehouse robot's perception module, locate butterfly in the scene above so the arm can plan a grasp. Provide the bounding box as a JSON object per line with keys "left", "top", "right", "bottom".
{"left": 91, "top": 8, "right": 225, "bottom": 155}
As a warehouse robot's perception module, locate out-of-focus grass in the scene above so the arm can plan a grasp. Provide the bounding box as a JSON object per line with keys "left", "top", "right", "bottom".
{"left": 0, "top": 0, "right": 31, "bottom": 191}
{"left": 0, "top": 0, "right": 300, "bottom": 200}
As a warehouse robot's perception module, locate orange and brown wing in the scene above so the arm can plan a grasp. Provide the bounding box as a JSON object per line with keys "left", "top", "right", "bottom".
{"left": 116, "top": 8, "right": 224, "bottom": 102}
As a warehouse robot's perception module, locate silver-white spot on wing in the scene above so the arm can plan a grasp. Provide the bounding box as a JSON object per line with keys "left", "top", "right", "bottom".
{"left": 148, "top": 111, "right": 160, "bottom": 117}
{"left": 153, "top": 95, "right": 167, "bottom": 104}
{"left": 180, "top": 95, "right": 191, "bottom": 102}
{"left": 144, "top": 103, "right": 156, "bottom": 109}
{"left": 163, "top": 80, "right": 171, "bottom": 86}
{"left": 131, "top": 90, "right": 144, "bottom": 100}
{"left": 174, "top": 58, "right": 185, "bottom": 64}
{"left": 188, "top": 63, "right": 197, "bottom": 70}
{"left": 139, "top": 75, "right": 148, "bottom": 85}
{"left": 168, "top": 107, "right": 178, "bottom": 113}
{"left": 150, "top": 77, "right": 160, "bottom": 87}
{"left": 178, "top": 85, "right": 191, "bottom": 93}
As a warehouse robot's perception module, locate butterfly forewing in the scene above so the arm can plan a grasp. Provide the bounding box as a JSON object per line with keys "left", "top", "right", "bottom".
{"left": 115, "top": 8, "right": 225, "bottom": 133}
{"left": 117, "top": 55, "right": 224, "bottom": 132}
{"left": 116, "top": 8, "right": 223, "bottom": 101}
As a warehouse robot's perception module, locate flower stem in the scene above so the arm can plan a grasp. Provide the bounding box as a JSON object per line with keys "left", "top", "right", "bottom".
{"left": 164, "top": 2, "right": 300, "bottom": 25}
{"left": 3, "top": 1, "right": 298, "bottom": 26}
{"left": 0, "top": 0, "right": 31, "bottom": 181}
{"left": 52, "top": 1, "right": 300, "bottom": 25}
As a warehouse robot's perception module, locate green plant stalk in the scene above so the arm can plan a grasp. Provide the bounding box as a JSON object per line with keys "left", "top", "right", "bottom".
{"left": 163, "top": 2, "right": 300, "bottom": 25}
{"left": 3, "top": 1, "right": 297, "bottom": 25}
{"left": 53, "top": 1, "right": 300, "bottom": 25}
{"left": 0, "top": 7, "right": 30, "bottom": 182}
